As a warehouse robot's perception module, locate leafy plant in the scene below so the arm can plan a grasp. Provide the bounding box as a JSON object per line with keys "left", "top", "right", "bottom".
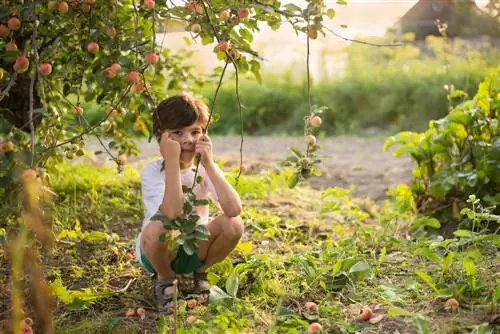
{"left": 150, "top": 185, "right": 210, "bottom": 256}
{"left": 385, "top": 67, "right": 500, "bottom": 233}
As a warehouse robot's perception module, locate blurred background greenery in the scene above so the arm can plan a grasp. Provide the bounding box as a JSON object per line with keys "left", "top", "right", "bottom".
{"left": 83, "top": 35, "right": 499, "bottom": 136}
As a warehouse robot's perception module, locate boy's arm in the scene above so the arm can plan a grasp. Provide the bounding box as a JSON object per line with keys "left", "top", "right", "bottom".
{"left": 196, "top": 134, "right": 242, "bottom": 217}
{"left": 204, "top": 163, "right": 242, "bottom": 218}
{"left": 159, "top": 134, "right": 184, "bottom": 219}
{"left": 160, "top": 159, "right": 184, "bottom": 219}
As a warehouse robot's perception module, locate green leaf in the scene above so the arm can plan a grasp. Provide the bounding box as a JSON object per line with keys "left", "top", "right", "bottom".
{"left": 83, "top": 231, "right": 111, "bottom": 242}
{"left": 209, "top": 285, "right": 233, "bottom": 305}
{"left": 412, "top": 216, "right": 441, "bottom": 230}
{"left": 415, "top": 270, "right": 439, "bottom": 293}
{"left": 183, "top": 240, "right": 196, "bottom": 255}
{"left": 430, "top": 170, "right": 457, "bottom": 201}
{"left": 327, "top": 8, "right": 336, "bottom": 19}
{"left": 415, "top": 247, "right": 442, "bottom": 264}
{"left": 290, "top": 146, "right": 303, "bottom": 158}
{"left": 463, "top": 258, "right": 476, "bottom": 277}
{"left": 387, "top": 306, "right": 413, "bottom": 317}
{"left": 454, "top": 230, "right": 473, "bottom": 238}
{"left": 441, "top": 252, "right": 455, "bottom": 279}
{"left": 413, "top": 315, "right": 432, "bottom": 334}
{"left": 288, "top": 174, "right": 300, "bottom": 188}
{"left": 225, "top": 271, "right": 239, "bottom": 297}
{"left": 336, "top": 0, "right": 347, "bottom": 4}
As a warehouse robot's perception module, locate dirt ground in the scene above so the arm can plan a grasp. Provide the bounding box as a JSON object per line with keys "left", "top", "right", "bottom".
{"left": 86, "top": 135, "right": 414, "bottom": 201}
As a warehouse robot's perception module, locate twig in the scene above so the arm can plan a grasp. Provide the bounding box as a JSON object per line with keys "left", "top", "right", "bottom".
{"left": 200, "top": 0, "right": 245, "bottom": 184}
{"left": 323, "top": 26, "right": 403, "bottom": 47}
{"left": 41, "top": 83, "right": 133, "bottom": 153}
{"left": 190, "top": 59, "right": 230, "bottom": 190}
{"left": 0, "top": 73, "right": 18, "bottom": 102}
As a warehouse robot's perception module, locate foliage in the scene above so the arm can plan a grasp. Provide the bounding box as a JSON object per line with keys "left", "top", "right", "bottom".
{"left": 384, "top": 67, "right": 500, "bottom": 234}
{"left": 0, "top": 161, "right": 498, "bottom": 332}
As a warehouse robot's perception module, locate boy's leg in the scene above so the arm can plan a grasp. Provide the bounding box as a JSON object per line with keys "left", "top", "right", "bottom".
{"left": 196, "top": 214, "right": 244, "bottom": 271}
{"left": 140, "top": 221, "right": 178, "bottom": 310}
{"left": 194, "top": 214, "right": 244, "bottom": 302}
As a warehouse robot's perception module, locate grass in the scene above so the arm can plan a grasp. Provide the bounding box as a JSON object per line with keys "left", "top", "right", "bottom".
{"left": 0, "top": 160, "right": 498, "bottom": 333}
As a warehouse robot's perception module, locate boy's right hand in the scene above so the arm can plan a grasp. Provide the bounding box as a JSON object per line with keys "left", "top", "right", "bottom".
{"left": 159, "top": 133, "right": 181, "bottom": 161}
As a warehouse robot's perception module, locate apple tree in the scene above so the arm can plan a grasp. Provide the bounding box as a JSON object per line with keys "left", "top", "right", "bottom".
{"left": 0, "top": 0, "right": 334, "bottom": 198}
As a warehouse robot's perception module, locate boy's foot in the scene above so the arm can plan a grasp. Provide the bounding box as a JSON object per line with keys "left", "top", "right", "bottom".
{"left": 153, "top": 277, "right": 179, "bottom": 313}
{"left": 193, "top": 272, "right": 211, "bottom": 305}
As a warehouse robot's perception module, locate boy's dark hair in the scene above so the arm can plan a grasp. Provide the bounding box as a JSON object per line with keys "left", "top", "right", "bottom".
{"left": 152, "top": 94, "right": 209, "bottom": 141}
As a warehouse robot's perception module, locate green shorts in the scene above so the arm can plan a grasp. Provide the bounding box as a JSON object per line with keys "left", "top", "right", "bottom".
{"left": 140, "top": 247, "right": 204, "bottom": 275}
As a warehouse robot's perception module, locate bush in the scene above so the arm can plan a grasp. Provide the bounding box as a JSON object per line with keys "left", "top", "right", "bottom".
{"left": 384, "top": 67, "right": 500, "bottom": 235}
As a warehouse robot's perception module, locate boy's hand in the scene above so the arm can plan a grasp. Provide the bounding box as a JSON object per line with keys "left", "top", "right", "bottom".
{"left": 159, "top": 133, "right": 181, "bottom": 161}
{"left": 195, "top": 134, "right": 214, "bottom": 168}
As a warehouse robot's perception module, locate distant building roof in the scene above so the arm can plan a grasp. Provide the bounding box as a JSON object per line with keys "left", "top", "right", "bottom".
{"left": 398, "top": 0, "right": 500, "bottom": 39}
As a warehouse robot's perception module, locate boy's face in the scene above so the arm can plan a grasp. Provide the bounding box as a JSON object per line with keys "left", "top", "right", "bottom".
{"left": 165, "top": 122, "right": 204, "bottom": 163}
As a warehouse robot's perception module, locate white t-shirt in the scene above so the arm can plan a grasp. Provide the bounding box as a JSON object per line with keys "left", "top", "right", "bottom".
{"left": 135, "top": 158, "right": 220, "bottom": 264}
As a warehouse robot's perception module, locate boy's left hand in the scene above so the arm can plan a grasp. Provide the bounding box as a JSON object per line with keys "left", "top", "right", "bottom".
{"left": 195, "top": 134, "right": 214, "bottom": 168}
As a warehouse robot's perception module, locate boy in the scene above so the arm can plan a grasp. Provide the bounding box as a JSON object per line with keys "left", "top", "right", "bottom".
{"left": 135, "top": 94, "right": 244, "bottom": 312}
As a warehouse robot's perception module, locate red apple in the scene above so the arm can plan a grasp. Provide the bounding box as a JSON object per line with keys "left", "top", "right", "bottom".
{"left": 116, "top": 154, "right": 127, "bottom": 165}
{"left": 84, "top": 0, "right": 96, "bottom": 3}
{"left": 307, "top": 323, "right": 322, "bottom": 333}
{"left": 190, "top": 23, "right": 201, "bottom": 34}
{"left": 186, "top": 315, "right": 196, "bottom": 326}
{"left": 217, "top": 40, "right": 229, "bottom": 52}
{"left": 3, "top": 141, "right": 14, "bottom": 152}
{"left": 219, "top": 9, "right": 230, "bottom": 21}
{"left": 144, "top": 0, "right": 155, "bottom": 10}
{"left": 444, "top": 298, "right": 459, "bottom": 312}
{"left": 307, "top": 28, "right": 318, "bottom": 40}
{"left": 125, "top": 308, "right": 135, "bottom": 317}
{"left": 186, "top": 299, "right": 197, "bottom": 309}
{"left": 7, "top": 17, "right": 21, "bottom": 31}
{"left": 145, "top": 52, "right": 159, "bottom": 64}
{"left": 131, "top": 80, "right": 145, "bottom": 93}
{"left": 87, "top": 42, "right": 99, "bottom": 54}
{"left": 73, "top": 105, "right": 83, "bottom": 115}
{"left": 309, "top": 115, "right": 322, "bottom": 127}
{"left": 14, "top": 56, "right": 29, "bottom": 73}
{"left": 136, "top": 307, "right": 146, "bottom": 320}
{"left": 305, "top": 135, "right": 317, "bottom": 146}
{"left": 304, "top": 301, "right": 318, "bottom": 313}
{"left": 127, "top": 71, "right": 140, "bottom": 82}
{"left": 22, "top": 168, "right": 37, "bottom": 181}
{"left": 0, "top": 25, "right": 10, "bottom": 38}
{"left": 5, "top": 41, "right": 18, "bottom": 51}
{"left": 237, "top": 8, "right": 249, "bottom": 19}
{"left": 38, "top": 63, "right": 52, "bottom": 76}
{"left": 106, "top": 26, "right": 117, "bottom": 38}
{"left": 186, "top": 2, "right": 196, "bottom": 13}
{"left": 359, "top": 306, "right": 373, "bottom": 321}
{"left": 110, "top": 63, "right": 121, "bottom": 73}
{"left": 229, "top": 48, "right": 240, "bottom": 60}
{"left": 58, "top": 1, "right": 69, "bottom": 15}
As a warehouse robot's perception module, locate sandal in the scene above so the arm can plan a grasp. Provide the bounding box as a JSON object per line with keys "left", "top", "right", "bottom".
{"left": 193, "top": 272, "right": 211, "bottom": 305}
{"left": 153, "top": 277, "right": 179, "bottom": 313}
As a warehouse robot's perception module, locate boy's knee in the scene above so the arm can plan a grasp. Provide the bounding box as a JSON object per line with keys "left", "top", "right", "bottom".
{"left": 222, "top": 215, "right": 244, "bottom": 240}
{"left": 141, "top": 221, "right": 167, "bottom": 248}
